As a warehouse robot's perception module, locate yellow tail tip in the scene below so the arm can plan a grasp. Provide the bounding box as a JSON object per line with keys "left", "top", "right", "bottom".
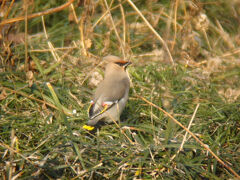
{"left": 83, "top": 125, "right": 95, "bottom": 131}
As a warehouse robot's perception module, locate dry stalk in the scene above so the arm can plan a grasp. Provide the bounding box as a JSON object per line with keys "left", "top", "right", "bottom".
{"left": 137, "top": 95, "right": 240, "bottom": 179}
{"left": 172, "top": 0, "right": 180, "bottom": 51}
{"left": 93, "top": 101, "right": 135, "bottom": 145}
{"left": 166, "top": 1, "right": 174, "bottom": 40}
{"left": 3, "top": 0, "right": 15, "bottom": 19}
{"left": 170, "top": 103, "right": 200, "bottom": 161}
{"left": 29, "top": 47, "right": 78, "bottom": 52}
{"left": 0, "top": 0, "right": 75, "bottom": 26}
{"left": 202, "top": 29, "right": 212, "bottom": 51}
{"left": 1, "top": 0, "right": 7, "bottom": 9}
{"left": 2, "top": 87, "right": 62, "bottom": 113}
{"left": 8, "top": 128, "right": 16, "bottom": 180}
{"left": 210, "top": 20, "right": 235, "bottom": 49}
{"left": 24, "top": 0, "right": 29, "bottom": 71}
{"left": 126, "top": 0, "right": 175, "bottom": 68}
{"left": 220, "top": 48, "right": 240, "bottom": 57}
{"left": 103, "top": 0, "right": 126, "bottom": 57}
{"left": 92, "top": 0, "right": 127, "bottom": 29}
{"left": 41, "top": 16, "right": 60, "bottom": 62}
{"left": 70, "top": 4, "right": 88, "bottom": 56}
{"left": 0, "top": 141, "right": 36, "bottom": 167}
{"left": 178, "top": 103, "right": 200, "bottom": 153}
{"left": 119, "top": 0, "right": 126, "bottom": 56}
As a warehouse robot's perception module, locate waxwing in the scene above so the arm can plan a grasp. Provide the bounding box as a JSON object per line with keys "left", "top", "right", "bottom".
{"left": 83, "top": 55, "right": 131, "bottom": 131}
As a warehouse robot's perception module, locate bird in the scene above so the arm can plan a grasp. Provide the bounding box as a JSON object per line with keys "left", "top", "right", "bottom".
{"left": 83, "top": 55, "right": 132, "bottom": 131}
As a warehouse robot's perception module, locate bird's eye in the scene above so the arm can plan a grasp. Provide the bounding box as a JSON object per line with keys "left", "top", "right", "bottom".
{"left": 115, "top": 62, "right": 124, "bottom": 66}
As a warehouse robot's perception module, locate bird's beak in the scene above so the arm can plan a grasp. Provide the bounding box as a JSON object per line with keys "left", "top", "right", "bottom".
{"left": 123, "top": 61, "right": 132, "bottom": 68}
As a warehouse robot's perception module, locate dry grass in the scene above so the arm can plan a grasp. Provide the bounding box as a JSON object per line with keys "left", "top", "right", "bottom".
{"left": 0, "top": 0, "right": 240, "bottom": 179}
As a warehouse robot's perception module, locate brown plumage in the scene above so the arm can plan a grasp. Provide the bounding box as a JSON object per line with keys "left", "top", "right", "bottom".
{"left": 83, "top": 55, "right": 131, "bottom": 130}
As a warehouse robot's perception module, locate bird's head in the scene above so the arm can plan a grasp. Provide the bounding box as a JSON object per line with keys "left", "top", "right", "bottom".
{"left": 103, "top": 55, "right": 132, "bottom": 73}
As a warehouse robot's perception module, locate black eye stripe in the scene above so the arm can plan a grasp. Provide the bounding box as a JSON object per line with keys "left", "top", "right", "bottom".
{"left": 115, "top": 62, "right": 125, "bottom": 66}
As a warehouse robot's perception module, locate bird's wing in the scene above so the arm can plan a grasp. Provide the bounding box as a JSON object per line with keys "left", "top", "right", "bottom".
{"left": 88, "top": 77, "right": 129, "bottom": 119}
{"left": 88, "top": 100, "right": 116, "bottom": 120}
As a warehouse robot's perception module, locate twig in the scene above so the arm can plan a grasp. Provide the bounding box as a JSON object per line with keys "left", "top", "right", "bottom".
{"left": 92, "top": 0, "right": 127, "bottom": 29}
{"left": 126, "top": 0, "right": 175, "bottom": 68}
{"left": 2, "top": 86, "right": 59, "bottom": 112}
{"left": 70, "top": 3, "right": 88, "bottom": 56}
{"left": 202, "top": 29, "right": 212, "bottom": 51}
{"left": 103, "top": 0, "right": 125, "bottom": 57}
{"left": 70, "top": 3, "right": 79, "bottom": 24}
{"left": 0, "top": 0, "right": 75, "bottom": 26}
{"left": 220, "top": 48, "right": 240, "bottom": 57}
{"left": 80, "top": 12, "right": 88, "bottom": 56}
{"left": 170, "top": 103, "right": 200, "bottom": 162}
{"left": 215, "top": 20, "right": 235, "bottom": 49}
{"left": 178, "top": 103, "right": 200, "bottom": 153}
{"left": 172, "top": 0, "right": 179, "bottom": 51}
{"left": 29, "top": 46, "right": 78, "bottom": 52}
{"left": 24, "top": 0, "right": 29, "bottom": 71}
{"left": 1, "top": 0, "right": 7, "bottom": 9}
{"left": 3, "top": 0, "right": 15, "bottom": 19}
{"left": 166, "top": 2, "right": 174, "bottom": 40}
{"left": 119, "top": 0, "right": 126, "bottom": 58}
{"left": 137, "top": 95, "right": 240, "bottom": 179}
{"left": 41, "top": 16, "right": 60, "bottom": 62}
{"left": 9, "top": 128, "right": 16, "bottom": 180}
{"left": 208, "top": 20, "right": 235, "bottom": 50}
{"left": 0, "top": 141, "right": 36, "bottom": 167}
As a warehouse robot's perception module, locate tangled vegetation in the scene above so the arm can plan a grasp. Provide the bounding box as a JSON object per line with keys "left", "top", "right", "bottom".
{"left": 0, "top": 0, "right": 240, "bottom": 179}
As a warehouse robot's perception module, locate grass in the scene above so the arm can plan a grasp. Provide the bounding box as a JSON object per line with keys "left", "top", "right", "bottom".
{"left": 1, "top": 0, "right": 240, "bottom": 179}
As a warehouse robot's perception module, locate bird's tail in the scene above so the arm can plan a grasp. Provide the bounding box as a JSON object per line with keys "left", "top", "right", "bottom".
{"left": 83, "top": 125, "right": 95, "bottom": 131}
